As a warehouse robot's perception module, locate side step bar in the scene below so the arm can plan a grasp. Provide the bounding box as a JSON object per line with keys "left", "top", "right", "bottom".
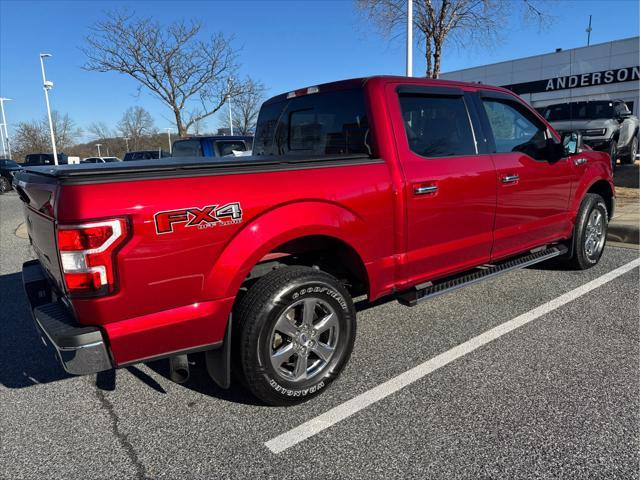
{"left": 397, "top": 245, "right": 568, "bottom": 307}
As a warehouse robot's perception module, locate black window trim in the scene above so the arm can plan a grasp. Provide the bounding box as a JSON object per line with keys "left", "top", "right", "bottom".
{"left": 397, "top": 86, "right": 479, "bottom": 159}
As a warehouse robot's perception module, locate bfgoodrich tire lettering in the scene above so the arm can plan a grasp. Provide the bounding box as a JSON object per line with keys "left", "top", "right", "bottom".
{"left": 234, "top": 266, "right": 356, "bottom": 406}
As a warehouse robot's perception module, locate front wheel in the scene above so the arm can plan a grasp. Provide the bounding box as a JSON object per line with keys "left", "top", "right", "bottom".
{"left": 565, "top": 193, "right": 608, "bottom": 270}
{"left": 0, "top": 176, "right": 10, "bottom": 193}
{"left": 609, "top": 141, "right": 618, "bottom": 171}
{"left": 234, "top": 266, "right": 356, "bottom": 406}
{"left": 622, "top": 136, "right": 638, "bottom": 164}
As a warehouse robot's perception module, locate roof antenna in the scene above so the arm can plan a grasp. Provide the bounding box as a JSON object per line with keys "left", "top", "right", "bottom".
{"left": 586, "top": 15, "right": 592, "bottom": 46}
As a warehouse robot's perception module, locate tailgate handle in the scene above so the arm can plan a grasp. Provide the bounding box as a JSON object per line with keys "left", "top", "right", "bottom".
{"left": 414, "top": 185, "right": 438, "bottom": 195}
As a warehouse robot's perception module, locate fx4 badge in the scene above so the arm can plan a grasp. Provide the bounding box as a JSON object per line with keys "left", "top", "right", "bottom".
{"left": 154, "top": 202, "right": 243, "bottom": 234}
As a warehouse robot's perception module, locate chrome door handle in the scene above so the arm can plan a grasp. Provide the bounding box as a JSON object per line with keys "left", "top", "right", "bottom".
{"left": 574, "top": 157, "right": 587, "bottom": 166}
{"left": 501, "top": 175, "right": 519, "bottom": 184}
{"left": 414, "top": 185, "right": 438, "bottom": 195}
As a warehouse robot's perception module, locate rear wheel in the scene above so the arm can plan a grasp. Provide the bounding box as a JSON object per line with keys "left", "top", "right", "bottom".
{"left": 565, "top": 193, "right": 608, "bottom": 270}
{"left": 234, "top": 266, "right": 356, "bottom": 406}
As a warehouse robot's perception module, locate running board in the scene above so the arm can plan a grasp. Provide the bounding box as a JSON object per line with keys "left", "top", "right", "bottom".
{"left": 397, "top": 245, "right": 568, "bottom": 307}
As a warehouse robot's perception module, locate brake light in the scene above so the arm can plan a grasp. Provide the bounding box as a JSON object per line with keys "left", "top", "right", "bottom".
{"left": 57, "top": 219, "right": 128, "bottom": 295}
{"left": 286, "top": 86, "right": 320, "bottom": 99}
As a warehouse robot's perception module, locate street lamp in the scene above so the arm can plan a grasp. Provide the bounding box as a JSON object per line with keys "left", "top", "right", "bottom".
{"left": 96, "top": 143, "right": 102, "bottom": 156}
{"left": 406, "top": 0, "right": 413, "bottom": 77}
{"left": 0, "top": 97, "right": 12, "bottom": 158}
{"left": 123, "top": 137, "right": 130, "bottom": 152}
{"left": 39, "top": 53, "right": 58, "bottom": 165}
{"left": 165, "top": 128, "right": 172, "bottom": 154}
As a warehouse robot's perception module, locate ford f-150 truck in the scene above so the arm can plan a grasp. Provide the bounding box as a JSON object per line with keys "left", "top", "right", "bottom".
{"left": 16, "top": 76, "right": 614, "bottom": 406}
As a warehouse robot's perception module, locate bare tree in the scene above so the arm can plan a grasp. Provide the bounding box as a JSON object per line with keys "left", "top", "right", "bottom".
{"left": 88, "top": 121, "right": 113, "bottom": 140}
{"left": 83, "top": 10, "right": 248, "bottom": 136}
{"left": 227, "top": 78, "right": 266, "bottom": 135}
{"left": 118, "top": 106, "right": 156, "bottom": 148}
{"left": 357, "top": 0, "right": 551, "bottom": 78}
{"left": 13, "top": 111, "right": 79, "bottom": 160}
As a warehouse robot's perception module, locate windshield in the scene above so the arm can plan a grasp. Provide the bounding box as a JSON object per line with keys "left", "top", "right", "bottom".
{"left": 543, "top": 101, "right": 615, "bottom": 121}
{"left": 0, "top": 159, "right": 19, "bottom": 168}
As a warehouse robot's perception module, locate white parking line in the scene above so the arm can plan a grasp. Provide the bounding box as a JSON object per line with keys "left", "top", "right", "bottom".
{"left": 265, "top": 258, "right": 640, "bottom": 454}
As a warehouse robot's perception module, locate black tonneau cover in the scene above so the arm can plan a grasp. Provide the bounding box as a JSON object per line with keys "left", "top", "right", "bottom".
{"left": 17, "top": 154, "right": 376, "bottom": 184}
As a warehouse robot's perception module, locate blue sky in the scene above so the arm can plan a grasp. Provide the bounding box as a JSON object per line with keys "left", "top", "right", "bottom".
{"left": 1, "top": 0, "right": 638, "bottom": 141}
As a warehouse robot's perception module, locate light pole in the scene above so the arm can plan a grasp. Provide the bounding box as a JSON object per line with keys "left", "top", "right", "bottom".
{"left": 227, "top": 79, "right": 234, "bottom": 136}
{"left": 406, "top": 0, "right": 413, "bottom": 77}
{"left": 165, "top": 128, "right": 172, "bottom": 154}
{"left": 0, "top": 97, "right": 11, "bottom": 158}
{"left": 39, "top": 53, "right": 58, "bottom": 165}
{"left": 123, "top": 137, "right": 130, "bottom": 152}
{"left": 96, "top": 143, "right": 102, "bottom": 156}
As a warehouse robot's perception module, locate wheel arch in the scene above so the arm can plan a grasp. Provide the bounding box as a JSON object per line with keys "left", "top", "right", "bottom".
{"left": 204, "top": 201, "right": 372, "bottom": 302}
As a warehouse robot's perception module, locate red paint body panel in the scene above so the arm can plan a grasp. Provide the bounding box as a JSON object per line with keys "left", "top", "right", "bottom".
{"left": 22, "top": 76, "right": 614, "bottom": 367}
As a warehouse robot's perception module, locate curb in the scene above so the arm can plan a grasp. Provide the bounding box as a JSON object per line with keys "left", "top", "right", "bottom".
{"left": 607, "top": 222, "right": 640, "bottom": 245}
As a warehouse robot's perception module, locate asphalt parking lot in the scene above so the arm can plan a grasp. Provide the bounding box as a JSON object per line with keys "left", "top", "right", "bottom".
{"left": 1, "top": 190, "right": 638, "bottom": 479}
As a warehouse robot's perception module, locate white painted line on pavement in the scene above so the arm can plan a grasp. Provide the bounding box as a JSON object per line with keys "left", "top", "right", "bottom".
{"left": 265, "top": 258, "right": 640, "bottom": 454}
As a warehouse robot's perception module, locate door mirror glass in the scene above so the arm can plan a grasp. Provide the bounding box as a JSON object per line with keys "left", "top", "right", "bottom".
{"left": 562, "top": 131, "right": 582, "bottom": 155}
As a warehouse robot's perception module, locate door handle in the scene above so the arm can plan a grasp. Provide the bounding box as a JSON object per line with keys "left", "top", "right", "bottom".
{"left": 573, "top": 157, "right": 587, "bottom": 166}
{"left": 501, "top": 175, "right": 519, "bottom": 184}
{"left": 414, "top": 185, "right": 438, "bottom": 195}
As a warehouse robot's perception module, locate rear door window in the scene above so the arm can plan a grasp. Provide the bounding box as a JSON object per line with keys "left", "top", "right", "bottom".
{"left": 398, "top": 94, "right": 476, "bottom": 158}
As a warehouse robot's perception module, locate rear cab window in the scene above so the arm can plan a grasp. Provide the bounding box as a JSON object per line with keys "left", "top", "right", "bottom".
{"left": 172, "top": 139, "right": 203, "bottom": 157}
{"left": 253, "top": 88, "right": 372, "bottom": 157}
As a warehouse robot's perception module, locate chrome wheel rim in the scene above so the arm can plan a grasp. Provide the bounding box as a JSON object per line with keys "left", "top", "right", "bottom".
{"left": 632, "top": 138, "right": 638, "bottom": 159}
{"left": 269, "top": 297, "right": 339, "bottom": 383}
{"left": 584, "top": 209, "right": 605, "bottom": 260}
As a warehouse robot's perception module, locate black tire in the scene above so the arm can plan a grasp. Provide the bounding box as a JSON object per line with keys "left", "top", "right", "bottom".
{"left": 565, "top": 193, "right": 608, "bottom": 270}
{"left": 233, "top": 266, "right": 356, "bottom": 406}
{"left": 0, "top": 176, "right": 10, "bottom": 193}
{"left": 622, "top": 135, "right": 638, "bottom": 164}
{"left": 609, "top": 141, "right": 618, "bottom": 171}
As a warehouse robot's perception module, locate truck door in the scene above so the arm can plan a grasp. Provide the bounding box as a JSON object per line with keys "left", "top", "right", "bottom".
{"left": 387, "top": 85, "right": 497, "bottom": 285}
{"left": 475, "top": 90, "right": 574, "bottom": 260}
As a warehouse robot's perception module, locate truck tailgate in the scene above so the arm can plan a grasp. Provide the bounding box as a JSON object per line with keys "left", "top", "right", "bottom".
{"left": 15, "top": 172, "right": 65, "bottom": 293}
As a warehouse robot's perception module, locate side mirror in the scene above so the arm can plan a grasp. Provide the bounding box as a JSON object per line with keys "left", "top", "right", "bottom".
{"left": 618, "top": 110, "right": 632, "bottom": 120}
{"left": 562, "top": 131, "right": 582, "bottom": 156}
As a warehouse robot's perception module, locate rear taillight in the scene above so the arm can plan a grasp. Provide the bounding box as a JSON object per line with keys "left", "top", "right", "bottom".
{"left": 57, "top": 218, "right": 128, "bottom": 296}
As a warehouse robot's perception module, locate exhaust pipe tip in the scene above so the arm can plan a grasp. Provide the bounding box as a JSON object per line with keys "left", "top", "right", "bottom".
{"left": 169, "top": 354, "right": 190, "bottom": 384}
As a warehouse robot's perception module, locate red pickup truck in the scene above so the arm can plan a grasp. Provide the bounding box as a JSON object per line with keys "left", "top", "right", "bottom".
{"left": 16, "top": 76, "right": 614, "bottom": 405}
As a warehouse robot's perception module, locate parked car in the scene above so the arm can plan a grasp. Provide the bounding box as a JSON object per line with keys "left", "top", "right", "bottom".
{"left": 172, "top": 136, "right": 253, "bottom": 158}
{"left": 24, "top": 153, "right": 69, "bottom": 165}
{"left": 122, "top": 150, "right": 170, "bottom": 161}
{"left": 16, "top": 76, "right": 614, "bottom": 406}
{"left": 541, "top": 100, "right": 639, "bottom": 169}
{"left": 0, "top": 158, "right": 22, "bottom": 193}
{"left": 81, "top": 157, "right": 122, "bottom": 163}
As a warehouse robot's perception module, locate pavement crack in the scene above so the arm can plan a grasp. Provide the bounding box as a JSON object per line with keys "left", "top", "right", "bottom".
{"left": 94, "top": 386, "right": 152, "bottom": 480}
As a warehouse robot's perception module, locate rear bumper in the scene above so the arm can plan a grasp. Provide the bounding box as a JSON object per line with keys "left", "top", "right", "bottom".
{"left": 22, "top": 260, "right": 113, "bottom": 375}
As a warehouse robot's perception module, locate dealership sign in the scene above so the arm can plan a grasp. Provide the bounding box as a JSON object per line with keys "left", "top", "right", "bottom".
{"left": 503, "top": 66, "right": 640, "bottom": 95}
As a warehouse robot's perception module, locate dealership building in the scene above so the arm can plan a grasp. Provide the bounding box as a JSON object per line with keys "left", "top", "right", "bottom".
{"left": 440, "top": 36, "right": 639, "bottom": 115}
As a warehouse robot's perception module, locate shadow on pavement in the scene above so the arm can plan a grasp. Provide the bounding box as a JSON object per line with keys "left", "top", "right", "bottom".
{"left": 0, "top": 272, "right": 72, "bottom": 388}
{"left": 144, "top": 353, "right": 264, "bottom": 406}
